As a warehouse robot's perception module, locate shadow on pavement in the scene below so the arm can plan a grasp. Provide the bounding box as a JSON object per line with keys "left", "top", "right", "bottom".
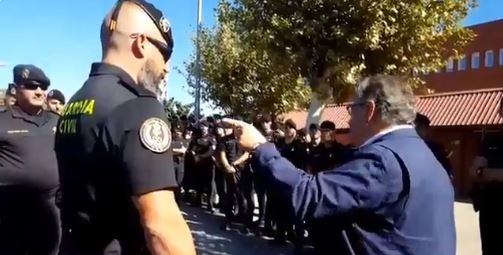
{"left": 182, "top": 205, "right": 293, "bottom": 255}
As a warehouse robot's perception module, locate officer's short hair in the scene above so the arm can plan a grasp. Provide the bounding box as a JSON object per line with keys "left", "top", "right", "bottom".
{"left": 356, "top": 75, "right": 417, "bottom": 125}
{"left": 284, "top": 119, "right": 297, "bottom": 130}
{"left": 414, "top": 113, "right": 431, "bottom": 127}
{"left": 320, "top": 121, "right": 336, "bottom": 131}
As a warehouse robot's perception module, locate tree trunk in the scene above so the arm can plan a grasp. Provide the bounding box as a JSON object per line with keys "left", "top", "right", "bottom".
{"left": 305, "top": 91, "right": 326, "bottom": 129}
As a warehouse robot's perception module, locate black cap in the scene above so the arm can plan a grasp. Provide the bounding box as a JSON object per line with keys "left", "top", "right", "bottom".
{"left": 6, "top": 83, "right": 16, "bottom": 96}
{"left": 415, "top": 113, "right": 431, "bottom": 127}
{"left": 47, "top": 89, "right": 66, "bottom": 104}
{"left": 110, "top": 0, "right": 174, "bottom": 61}
{"left": 320, "top": 121, "right": 336, "bottom": 131}
{"left": 12, "top": 64, "right": 50, "bottom": 88}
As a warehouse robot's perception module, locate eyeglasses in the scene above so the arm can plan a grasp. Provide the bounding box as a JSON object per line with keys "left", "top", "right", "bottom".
{"left": 19, "top": 83, "right": 48, "bottom": 91}
{"left": 130, "top": 33, "right": 172, "bottom": 63}
{"left": 346, "top": 102, "right": 366, "bottom": 114}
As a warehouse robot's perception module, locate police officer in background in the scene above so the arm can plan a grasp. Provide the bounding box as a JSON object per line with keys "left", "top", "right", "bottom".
{"left": 471, "top": 97, "right": 503, "bottom": 255}
{"left": 318, "top": 120, "right": 350, "bottom": 172}
{"left": 225, "top": 75, "right": 455, "bottom": 255}
{"left": 414, "top": 113, "right": 453, "bottom": 179}
{"left": 0, "top": 64, "right": 61, "bottom": 255}
{"left": 172, "top": 125, "right": 189, "bottom": 205}
{"left": 54, "top": 1, "right": 195, "bottom": 254}
{"left": 46, "top": 89, "right": 66, "bottom": 115}
{"left": 3, "top": 83, "right": 16, "bottom": 107}
{"left": 214, "top": 123, "right": 240, "bottom": 230}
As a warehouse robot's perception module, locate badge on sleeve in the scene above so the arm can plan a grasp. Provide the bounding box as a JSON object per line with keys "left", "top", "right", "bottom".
{"left": 139, "top": 117, "right": 172, "bottom": 153}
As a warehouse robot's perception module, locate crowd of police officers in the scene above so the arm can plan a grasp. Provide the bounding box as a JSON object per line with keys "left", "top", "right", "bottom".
{"left": 171, "top": 114, "right": 354, "bottom": 251}
{"left": 1, "top": 0, "right": 503, "bottom": 254}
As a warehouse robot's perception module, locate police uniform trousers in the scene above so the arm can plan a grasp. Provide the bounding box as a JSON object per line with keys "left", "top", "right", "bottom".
{"left": 0, "top": 186, "right": 61, "bottom": 255}
{"left": 236, "top": 165, "right": 254, "bottom": 226}
{"left": 477, "top": 183, "right": 503, "bottom": 255}
{"left": 215, "top": 169, "right": 240, "bottom": 220}
{"left": 174, "top": 162, "right": 185, "bottom": 205}
{"left": 195, "top": 158, "right": 216, "bottom": 208}
{"left": 253, "top": 167, "right": 268, "bottom": 227}
{"left": 182, "top": 154, "right": 197, "bottom": 191}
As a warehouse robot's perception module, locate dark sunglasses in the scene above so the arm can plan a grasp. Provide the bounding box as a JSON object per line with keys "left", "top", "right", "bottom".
{"left": 130, "top": 33, "right": 172, "bottom": 63}
{"left": 19, "top": 83, "right": 48, "bottom": 91}
{"left": 146, "top": 37, "right": 172, "bottom": 63}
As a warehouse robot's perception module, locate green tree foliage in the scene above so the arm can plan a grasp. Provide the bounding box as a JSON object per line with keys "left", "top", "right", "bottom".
{"left": 228, "top": 0, "right": 476, "bottom": 102}
{"left": 163, "top": 97, "right": 193, "bottom": 121}
{"left": 183, "top": 2, "right": 311, "bottom": 117}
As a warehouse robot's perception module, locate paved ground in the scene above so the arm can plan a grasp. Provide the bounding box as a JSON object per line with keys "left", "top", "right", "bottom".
{"left": 182, "top": 201, "right": 482, "bottom": 255}
{"left": 182, "top": 206, "right": 294, "bottom": 255}
{"left": 455, "top": 201, "right": 481, "bottom": 255}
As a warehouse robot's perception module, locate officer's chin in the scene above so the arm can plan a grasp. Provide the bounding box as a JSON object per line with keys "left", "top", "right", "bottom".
{"left": 30, "top": 99, "right": 45, "bottom": 107}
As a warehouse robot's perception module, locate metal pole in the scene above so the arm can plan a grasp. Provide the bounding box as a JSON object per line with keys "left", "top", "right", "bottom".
{"left": 194, "top": 0, "right": 203, "bottom": 120}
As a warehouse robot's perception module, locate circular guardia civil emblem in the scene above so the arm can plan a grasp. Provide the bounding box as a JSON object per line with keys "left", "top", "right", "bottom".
{"left": 21, "top": 68, "right": 30, "bottom": 79}
{"left": 159, "top": 16, "right": 171, "bottom": 33}
{"left": 139, "top": 117, "right": 171, "bottom": 153}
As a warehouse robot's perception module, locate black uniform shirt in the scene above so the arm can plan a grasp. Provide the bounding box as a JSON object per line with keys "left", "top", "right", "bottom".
{"left": 0, "top": 106, "right": 59, "bottom": 192}
{"left": 54, "top": 63, "right": 177, "bottom": 253}
{"left": 276, "top": 137, "right": 306, "bottom": 169}
{"left": 195, "top": 135, "right": 215, "bottom": 155}
{"left": 480, "top": 133, "right": 503, "bottom": 169}
{"left": 216, "top": 134, "right": 241, "bottom": 163}
{"left": 318, "top": 141, "right": 351, "bottom": 171}
{"left": 307, "top": 142, "right": 324, "bottom": 173}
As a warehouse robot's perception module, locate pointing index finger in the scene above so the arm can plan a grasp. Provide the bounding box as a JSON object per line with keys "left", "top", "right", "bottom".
{"left": 222, "top": 118, "right": 244, "bottom": 128}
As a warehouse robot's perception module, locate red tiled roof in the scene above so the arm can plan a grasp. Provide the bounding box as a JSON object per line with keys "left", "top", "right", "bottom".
{"left": 285, "top": 88, "right": 503, "bottom": 130}
{"left": 417, "top": 88, "right": 503, "bottom": 126}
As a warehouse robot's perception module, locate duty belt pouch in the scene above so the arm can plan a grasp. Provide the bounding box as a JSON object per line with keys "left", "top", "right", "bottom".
{"left": 340, "top": 144, "right": 411, "bottom": 255}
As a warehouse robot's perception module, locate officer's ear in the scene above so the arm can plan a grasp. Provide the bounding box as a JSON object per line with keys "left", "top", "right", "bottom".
{"left": 131, "top": 33, "right": 148, "bottom": 59}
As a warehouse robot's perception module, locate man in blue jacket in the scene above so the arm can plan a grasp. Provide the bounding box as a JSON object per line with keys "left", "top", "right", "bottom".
{"left": 223, "top": 75, "right": 456, "bottom": 255}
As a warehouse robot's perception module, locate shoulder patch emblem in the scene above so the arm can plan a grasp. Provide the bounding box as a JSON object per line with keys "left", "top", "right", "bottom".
{"left": 140, "top": 117, "right": 172, "bottom": 153}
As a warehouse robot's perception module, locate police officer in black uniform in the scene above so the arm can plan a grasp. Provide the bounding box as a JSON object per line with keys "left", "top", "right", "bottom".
{"left": 3, "top": 83, "right": 16, "bottom": 107}
{"left": 318, "top": 120, "right": 350, "bottom": 171}
{"left": 306, "top": 123, "right": 325, "bottom": 174}
{"left": 414, "top": 113, "right": 454, "bottom": 179}
{"left": 0, "top": 64, "right": 61, "bottom": 255}
{"left": 274, "top": 119, "right": 308, "bottom": 249}
{"left": 54, "top": 1, "right": 195, "bottom": 254}
{"left": 471, "top": 97, "right": 503, "bottom": 255}
{"left": 46, "top": 89, "right": 66, "bottom": 115}
{"left": 214, "top": 124, "right": 240, "bottom": 230}
{"left": 252, "top": 114, "right": 274, "bottom": 235}
{"left": 192, "top": 121, "right": 217, "bottom": 212}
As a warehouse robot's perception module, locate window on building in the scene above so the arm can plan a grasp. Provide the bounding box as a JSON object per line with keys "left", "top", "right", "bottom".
{"left": 458, "top": 55, "right": 467, "bottom": 71}
{"left": 446, "top": 57, "right": 454, "bottom": 72}
{"left": 471, "top": 52, "right": 480, "bottom": 69}
{"left": 485, "top": 50, "right": 494, "bottom": 67}
{"left": 499, "top": 48, "right": 503, "bottom": 66}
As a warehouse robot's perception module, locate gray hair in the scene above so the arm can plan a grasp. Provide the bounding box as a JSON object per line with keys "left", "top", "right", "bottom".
{"left": 355, "top": 75, "right": 417, "bottom": 125}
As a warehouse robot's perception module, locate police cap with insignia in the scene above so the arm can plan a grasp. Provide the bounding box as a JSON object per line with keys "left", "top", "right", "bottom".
{"left": 47, "top": 89, "right": 66, "bottom": 104}
{"left": 6, "top": 83, "right": 16, "bottom": 96}
{"left": 12, "top": 64, "right": 51, "bottom": 90}
{"left": 109, "top": 0, "right": 174, "bottom": 62}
